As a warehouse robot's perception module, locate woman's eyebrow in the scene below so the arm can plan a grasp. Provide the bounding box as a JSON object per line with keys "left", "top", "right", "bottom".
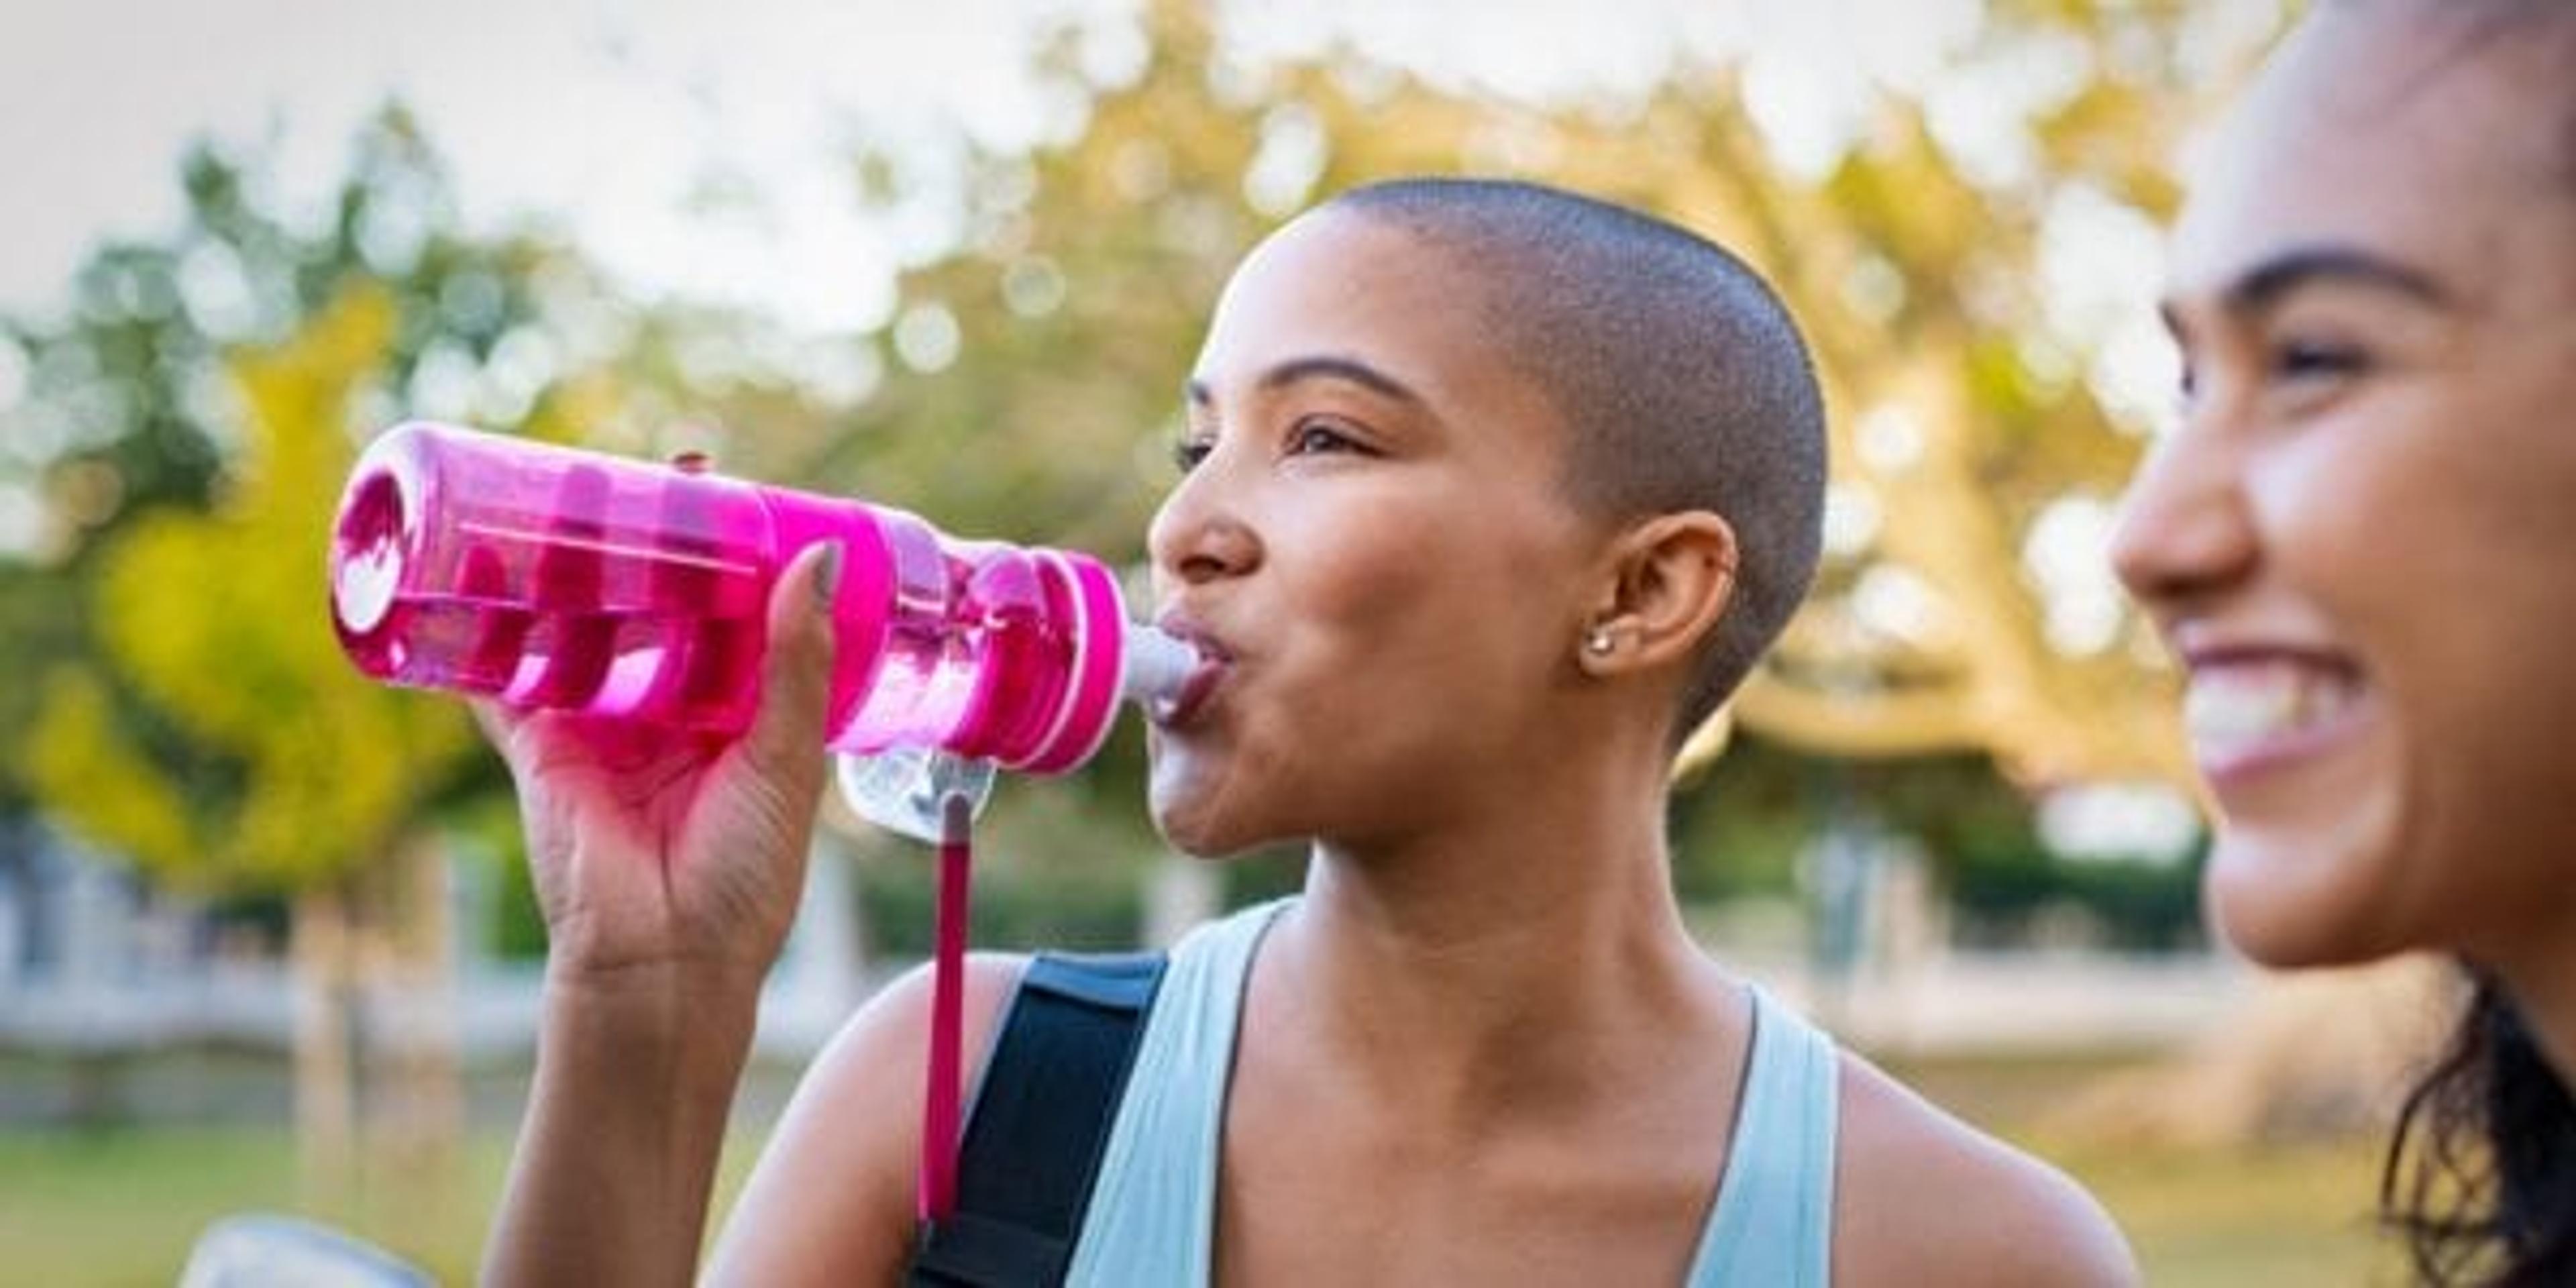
{"left": 1185, "top": 354, "right": 1426, "bottom": 409}
{"left": 2220, "top": 244, "right": 2450, "bottom": 317}
{"left": 2161, "top": 242, "right": 2454, "bottom": 339}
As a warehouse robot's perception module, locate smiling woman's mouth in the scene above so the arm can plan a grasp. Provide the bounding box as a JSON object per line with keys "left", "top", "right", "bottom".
{"left": 2184, "top": 655, "right": 2368, "bottom": 776}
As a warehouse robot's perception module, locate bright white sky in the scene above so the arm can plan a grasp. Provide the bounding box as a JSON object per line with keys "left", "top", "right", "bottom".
{"left": 3, "top": 0, "right": 1131, "bottom": 331}
{"left": 0, "top": 0, "right": 2205, "bottom": 336}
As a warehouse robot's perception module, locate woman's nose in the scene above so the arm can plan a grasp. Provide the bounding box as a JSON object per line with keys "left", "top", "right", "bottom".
{"left": 2110, "top": 425, "right": 2259, "bottom": 612}
{"left": 1147, "top": 465, "right": 1262, "bottom": 591}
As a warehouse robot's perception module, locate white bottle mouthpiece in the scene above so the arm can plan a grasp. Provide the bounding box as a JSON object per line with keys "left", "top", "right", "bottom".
{"left": 1122, "top": 623, "right": 1200, "bottom": 705}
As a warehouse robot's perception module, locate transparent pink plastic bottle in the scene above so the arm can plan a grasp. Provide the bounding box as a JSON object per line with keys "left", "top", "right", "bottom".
{"left": 329, "top": 423, "right": 1193, "bottom": 833}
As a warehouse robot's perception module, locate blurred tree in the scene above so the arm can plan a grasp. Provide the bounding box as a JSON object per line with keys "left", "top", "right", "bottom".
{"left": 0, "top": 109, "right": 579, "bottom": 820}
{"left": 0, "top": 109, "right": 645, "bottom": 1188}
{"left": 24, "top": 284, "right": 480, "bottom": 1188}
{"left": 26, "top": 285, "right": 464, "bottom": 888}
{"left": 1, "top": 109, "right": 578, "bottom": 549}
{"left": 1666, "top": 2, "right": 2266, "bottom": 790}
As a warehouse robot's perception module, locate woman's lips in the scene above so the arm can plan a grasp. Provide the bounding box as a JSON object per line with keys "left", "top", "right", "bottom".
{"left": 1150, "top": 658, "right": 1227, "bottom": 728}
{"left": 1148, "top": 614, "right": 1233, "bottom": 729}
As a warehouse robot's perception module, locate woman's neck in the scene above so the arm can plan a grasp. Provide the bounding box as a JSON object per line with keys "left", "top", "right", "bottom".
{"left": 1254, "top": 799, "right": 1737, "bottom": 1122}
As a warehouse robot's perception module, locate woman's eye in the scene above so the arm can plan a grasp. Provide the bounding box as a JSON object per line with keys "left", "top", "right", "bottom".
{"left": 1172, "top": 438, "right": 1215, "bottom": 474}
{"left": 2269, "top": 338, "right": 2368, "bottom": 384}
{"left": 1287, "top": 421, "right": 1360, "bottom": 456}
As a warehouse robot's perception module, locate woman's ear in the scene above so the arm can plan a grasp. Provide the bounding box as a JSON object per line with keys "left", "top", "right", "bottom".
{"left": 1578, "top": 511, "right": 1739, "bottom": 677}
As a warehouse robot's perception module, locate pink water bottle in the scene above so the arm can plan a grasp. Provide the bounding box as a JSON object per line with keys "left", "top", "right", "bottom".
{"left": 327, "top": 422, "right": 1197, "bottom": 837}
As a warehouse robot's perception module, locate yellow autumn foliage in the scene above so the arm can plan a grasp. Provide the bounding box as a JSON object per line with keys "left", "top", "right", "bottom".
{"left": 27, "top": 283, "right": 474, "bottom": 894}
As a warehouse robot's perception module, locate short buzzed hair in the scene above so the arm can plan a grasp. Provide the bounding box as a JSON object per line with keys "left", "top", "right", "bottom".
{"left": 1326, "top": 178, "right": 1827, "bottom": 742}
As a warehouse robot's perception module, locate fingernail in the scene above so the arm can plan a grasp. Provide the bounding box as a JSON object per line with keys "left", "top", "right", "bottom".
{"left": 811, "top": 541, "right": 843, "bottom": 612}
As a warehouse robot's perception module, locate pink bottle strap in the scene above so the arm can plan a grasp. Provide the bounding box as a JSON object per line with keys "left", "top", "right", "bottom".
{"left": 919, "top": 792, "right": 973, "bottom": 1226}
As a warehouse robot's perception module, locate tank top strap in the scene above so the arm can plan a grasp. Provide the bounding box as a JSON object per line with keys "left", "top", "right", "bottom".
{"left": 1063, "top": 898, "right": 1289, "bottom": 1288}
{"left": 1067, "top": 908, "right": 1838, "bottom": 1287}
{"left": 1684, "top": 983, "right": 1842, "bottom": 1288}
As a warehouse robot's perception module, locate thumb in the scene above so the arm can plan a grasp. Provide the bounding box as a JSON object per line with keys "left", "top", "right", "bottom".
{"left": 739, "top": 539, "right": 843, "bottom": 782}
{"left": 467, "top": 696, "right": 523, "bottom": 759}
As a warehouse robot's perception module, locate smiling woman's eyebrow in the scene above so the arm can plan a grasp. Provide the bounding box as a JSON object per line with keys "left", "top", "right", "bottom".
{"left": 1185, "top": 354, "right": 1426, "bottom": 410}
{"left": 2160, "top": 243, "right": 2456, "bottom": 340}
{"left": 2221, "top": 244, "right": 2451, "bottom": 316}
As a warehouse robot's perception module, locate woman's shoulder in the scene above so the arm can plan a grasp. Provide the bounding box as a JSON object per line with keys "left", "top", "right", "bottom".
{"left": 702, "top": 951, "right": 1031, "bottom": 1286}
{"left": 820, "top": 949, "right": 1035, "bottom": 1075}
{"left": 1830, "top": 1051, "right": 2141, "bottom": 1288}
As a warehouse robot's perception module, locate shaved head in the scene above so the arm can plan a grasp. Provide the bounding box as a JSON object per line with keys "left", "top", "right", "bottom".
{"left": 1326, "top": 178, "right": 1827, "bottom": 737}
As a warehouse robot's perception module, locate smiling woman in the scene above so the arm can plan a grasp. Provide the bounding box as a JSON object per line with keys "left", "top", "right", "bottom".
{"left": 2110, "top": 1, "right": 2576, "bottom": 1282}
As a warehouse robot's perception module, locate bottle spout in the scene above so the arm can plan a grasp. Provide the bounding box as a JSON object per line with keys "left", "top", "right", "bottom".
{"left": 1120, "top": 622, "right": 1202, "bottom": 706}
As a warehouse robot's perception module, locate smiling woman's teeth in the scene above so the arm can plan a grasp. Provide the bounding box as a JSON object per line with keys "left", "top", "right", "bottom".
{"left": 2184, "top": 663, "right": 2357, "bottom": 759}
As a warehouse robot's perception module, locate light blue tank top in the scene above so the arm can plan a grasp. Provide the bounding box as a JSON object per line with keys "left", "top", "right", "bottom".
{"left": 1065, "top": 899, "right": 1841, "bottom": 1287}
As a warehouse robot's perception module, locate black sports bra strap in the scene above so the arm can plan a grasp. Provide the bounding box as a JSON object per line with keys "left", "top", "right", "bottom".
{"left": 905, "top": 950, "right": 1169, "bottom": 1287}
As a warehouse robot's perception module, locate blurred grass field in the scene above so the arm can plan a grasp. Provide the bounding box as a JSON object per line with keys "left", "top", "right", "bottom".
{"left": 0, "top": 1053, "right": 2408, "bottom": 1287}
{"left": 0, "top": 1126, "right": 772, "bottom": 1287}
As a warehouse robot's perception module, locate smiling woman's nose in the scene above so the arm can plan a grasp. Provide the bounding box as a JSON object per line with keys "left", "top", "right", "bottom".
{"left": 2110, "top": 429, "right": 2259, "bottom": 609}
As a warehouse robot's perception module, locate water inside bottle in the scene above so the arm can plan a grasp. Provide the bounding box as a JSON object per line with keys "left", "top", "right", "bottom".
{"left": 335, "top": 460, "right": 776, "bottom": 729}
{"left": 356, "top": 594, "right": 765, "bottom": 729}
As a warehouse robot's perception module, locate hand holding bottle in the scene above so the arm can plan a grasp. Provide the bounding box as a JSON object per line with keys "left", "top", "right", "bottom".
{"left": 475, "top": 540, "right": 841, "bottom": 994}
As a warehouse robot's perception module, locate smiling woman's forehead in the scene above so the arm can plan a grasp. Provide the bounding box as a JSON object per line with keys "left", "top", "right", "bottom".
{"left": 2168, "top": 3, "right": 2576, "bottom": 312}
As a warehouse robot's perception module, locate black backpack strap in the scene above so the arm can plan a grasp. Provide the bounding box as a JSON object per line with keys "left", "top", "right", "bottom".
{"left": 906, "top": 950, "right": 1169, "bottom": 1288}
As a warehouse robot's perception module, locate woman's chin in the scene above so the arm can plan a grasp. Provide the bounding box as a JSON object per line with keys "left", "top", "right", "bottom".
{"left": 1150, "top": 816, "right": 1218, "bottom": 859}
{"left": 1149, "top": 785, "right": 1289, "bottom": 862}
{"left": 1148, "top": 743, "right": 1271, "bottom": 851}
{"left": 2204, "top": 830, "right": 2412, "bottom": 969}
{"left": 1147, "top": 776, "right": 1231, "bottom": 858}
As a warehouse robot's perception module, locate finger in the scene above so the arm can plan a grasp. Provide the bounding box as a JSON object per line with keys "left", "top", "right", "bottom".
{"left": 468, "top": 696, "right": 524, "bottom": 757}
{"left": 738, "top": 540, "right": 842, "bottom": 785}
